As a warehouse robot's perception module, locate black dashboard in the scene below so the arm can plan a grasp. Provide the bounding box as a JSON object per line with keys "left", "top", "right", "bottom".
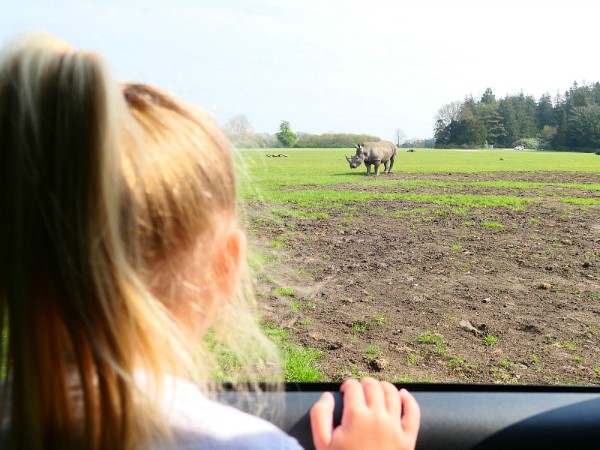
{"left": 218, "top": 382, "right": 600, "bottom": 450}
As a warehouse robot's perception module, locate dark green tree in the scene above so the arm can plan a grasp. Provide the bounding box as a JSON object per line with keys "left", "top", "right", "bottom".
{"left": 591, "top": 82, "right": 600, "bottom": 104}
{"left": 567, "top": 105, "right": 600, "bottom": 148}
{"left": 434, "top": 119, "right": 451, "bottom": 147}
{"left": 481, "top": 87, "right": 496, "bottom": 104}
{"left": 462, "top": 95, "right": 477, "bottom": 114}
{"left": 481, "top": 108, "right": 506, "bottom": 146}
{"left": 566, "top": 81, "right": 592, "bottom": 107}
{"left": 555, "top": 82, "right": 600, "bottom": 149}
{"left": 448, "top": 118, "right": 486, "bottom": 146}
{"left": 275, "top": 120, "right": 297, "bottom": 147}
{"left": 536, "top": 93, "right": 555, "bottom": 129}
{"left": 552, "top": 98, "right": 568, "bottom": 149}
{"left": 498, "top": 94, "right": 537, "bottom": 146}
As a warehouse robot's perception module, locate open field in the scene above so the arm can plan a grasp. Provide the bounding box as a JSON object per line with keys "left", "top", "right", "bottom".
{"left": 239, "top": 148, "right": 600, "bottom": 385}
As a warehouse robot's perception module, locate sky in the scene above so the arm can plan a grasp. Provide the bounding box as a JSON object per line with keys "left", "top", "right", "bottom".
{"left": 2, "top": 0, "right": 600, "bottom": 141}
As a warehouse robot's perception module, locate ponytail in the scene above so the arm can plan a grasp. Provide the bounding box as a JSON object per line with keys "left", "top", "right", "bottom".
{"left": 0, "top": 33, "right": 169, "bottom": 450}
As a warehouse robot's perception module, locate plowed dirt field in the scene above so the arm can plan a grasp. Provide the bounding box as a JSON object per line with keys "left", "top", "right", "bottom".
{"left": 250, "top": 171, "right": 600, "bottom": 385}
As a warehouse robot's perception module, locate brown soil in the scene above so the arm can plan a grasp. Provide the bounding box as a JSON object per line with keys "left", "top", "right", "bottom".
{"left": 248, "top": 172, "right": 600, "bottom": 385}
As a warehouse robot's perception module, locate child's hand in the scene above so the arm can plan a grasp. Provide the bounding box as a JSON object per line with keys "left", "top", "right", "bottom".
{"left": 310, "top": 377, "right": 420, "bottom": 450}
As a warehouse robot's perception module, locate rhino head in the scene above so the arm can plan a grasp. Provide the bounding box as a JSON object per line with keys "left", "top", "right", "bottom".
{"left": 346, "top": 144, "right": 366, "bottom": 169}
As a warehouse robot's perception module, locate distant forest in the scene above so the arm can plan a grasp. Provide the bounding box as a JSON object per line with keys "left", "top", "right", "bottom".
{"left": 224, "top": 81, "right": 600, "bottom": 151}
{"left": 434, "top": 82, "right": 600, "bottom": 151}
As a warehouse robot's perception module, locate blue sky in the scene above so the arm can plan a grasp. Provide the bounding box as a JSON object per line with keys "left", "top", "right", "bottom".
{"left": 2, "top": 0, "right": 600, "bottom": 141}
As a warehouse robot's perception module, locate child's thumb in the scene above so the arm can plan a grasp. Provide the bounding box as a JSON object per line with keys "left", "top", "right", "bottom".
{"left": 310, "top": 392, "right": 335, "bottom": 450}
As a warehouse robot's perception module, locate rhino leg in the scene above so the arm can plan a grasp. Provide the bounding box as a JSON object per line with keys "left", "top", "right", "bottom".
{"left": 373, "top": 160, "right": 381, "bottom": 175}
{"left": 383, "top": 161, "right": 389, "bottom": 173}
{"left": 365, "top": 162, "right": 372, "bottom": 176}
{"left": 387, "top": 156, "right": 395, "bottom": 174}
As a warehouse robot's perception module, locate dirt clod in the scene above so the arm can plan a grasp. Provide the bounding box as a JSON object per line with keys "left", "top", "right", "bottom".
{"left": 368, "top": 357, "right": 388, "bottom": 372}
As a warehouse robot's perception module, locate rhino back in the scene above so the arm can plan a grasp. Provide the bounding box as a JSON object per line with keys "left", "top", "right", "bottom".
{"left": 363, "top": 140, "right": 396, "bottom": 161}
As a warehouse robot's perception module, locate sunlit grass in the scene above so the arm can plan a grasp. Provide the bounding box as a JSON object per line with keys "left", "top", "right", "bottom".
{"left": 273, "top": 287, "right": 294, "bottom": 297}
{"left": 262, "top": 322, "right": 323, "bottom": 382}
{"left": 237, "top": 149, "right": 599, "bottom": 214}
{"left": 271, "top": 207, "right": 329, "bottom": 220}
{"left": 484, "top": 334, "right": 498, "bottom": 346}
{"left": 375, "top": 179, "right": 600, "bottom": 192}
{"left": 559, "top": 197, "right": 600, "bottom": 205}
{"left": 481, "top": 221, "right": 503, "bottom": 229}
{"left": 264, "top": 189, "right": 533, "bottom": 209}
{"left": 237, "top": 148, "right": 600, "bottom": 201}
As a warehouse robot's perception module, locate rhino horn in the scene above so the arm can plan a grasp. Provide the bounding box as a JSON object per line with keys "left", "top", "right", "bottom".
{"left": 346, "top": 154, "right": 351, "bottom": 162}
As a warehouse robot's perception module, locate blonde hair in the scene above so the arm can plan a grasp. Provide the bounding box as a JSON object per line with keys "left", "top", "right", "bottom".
{"left": 0, "top": 33, "right": 279, "bottom": 449}
{"left": 121, "top": 82, "right": 281, "bottom": 386}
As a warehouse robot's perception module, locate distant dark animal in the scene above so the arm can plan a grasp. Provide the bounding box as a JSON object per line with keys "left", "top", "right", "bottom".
{"left": 266, "top": 154, "right": 288, "bottom": 157}
{"left": 407, "top": 148, "right": 415, "bottom": 153}
{"left": 595, "top": 150, "right": 600, "bottom": 155}
{"left": 345, "top": 140, "right": 397, "bottom": 175}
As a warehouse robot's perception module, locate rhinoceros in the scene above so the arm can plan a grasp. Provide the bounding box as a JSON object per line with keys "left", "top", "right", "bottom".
{"left": 345, "top": 140, "right": 397, "bottom": 175}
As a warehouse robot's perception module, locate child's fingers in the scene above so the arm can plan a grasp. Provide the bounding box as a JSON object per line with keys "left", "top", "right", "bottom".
{"left": 310, "top": 392, "right": 335, "bottom": 449}
{"left": 381, "top": 381, "right": 401, "bottom": 416}
{"left": 399, "top": 388, "right": 421, "bottom": 436}
{"left": 339, "top": 378, "right": 365, "bottom": 410}
{"left": 360, "top": 377, "right": 386, "bottom": 409}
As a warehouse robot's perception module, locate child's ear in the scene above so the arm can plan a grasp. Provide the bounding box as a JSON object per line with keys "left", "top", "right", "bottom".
{"left": 214, "top": 228, "right": 246, "bottom": 301}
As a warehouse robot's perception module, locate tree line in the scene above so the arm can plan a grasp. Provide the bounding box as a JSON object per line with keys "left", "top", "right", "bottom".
{"left": 224, "top": 116, "right": 381, "bottom": 148}
{"left": 434, "top": 82, "right": 600, "bottom": 151}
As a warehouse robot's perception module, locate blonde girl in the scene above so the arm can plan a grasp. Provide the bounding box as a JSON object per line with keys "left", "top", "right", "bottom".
{"left": 0, "top": 33, "right": 419, "bottom": 450}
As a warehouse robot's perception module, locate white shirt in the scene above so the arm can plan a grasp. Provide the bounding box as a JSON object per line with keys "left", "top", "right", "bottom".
{"left": 153, "top": 375, "right": 304, "bottom": 450}
{"left": 0, "top": 375, "right": 304, "bottom": 450}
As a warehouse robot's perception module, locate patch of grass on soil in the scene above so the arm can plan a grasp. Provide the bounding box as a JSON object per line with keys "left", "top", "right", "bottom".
{"left": 273, "top": 287, "right": 294, "bottom": 297}
{"left": 484, "top": 334, "right": 498, "bottom": 346}
{"left": 352, "top": 318, "right": 369, "bottom": 333}
{"left": 262, "top": 322, "right": 323, "bottom": 382}
{"left": 481, "top": 221, "right": 503, "bottom": 229}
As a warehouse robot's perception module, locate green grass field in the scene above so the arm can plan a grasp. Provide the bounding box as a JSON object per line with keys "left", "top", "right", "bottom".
{"left": 238, "top": 148, "right": 600, "bottom": 203}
